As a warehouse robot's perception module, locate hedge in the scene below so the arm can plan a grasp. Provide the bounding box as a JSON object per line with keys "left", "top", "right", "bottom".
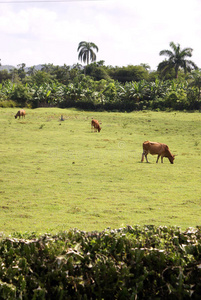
{"left": 0, "top": 226, "right": 201, "bottom": 299}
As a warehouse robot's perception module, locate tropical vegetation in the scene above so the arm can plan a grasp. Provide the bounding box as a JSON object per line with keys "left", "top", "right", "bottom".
{"left": 0, "top": 66, "right": 201, "bottom": 111}
{"left": 0, "top": 41, "right": 200, "bottom": 111}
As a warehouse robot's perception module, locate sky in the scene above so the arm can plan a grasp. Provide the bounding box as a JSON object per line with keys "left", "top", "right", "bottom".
{"left": 0, "top": 0, "right": 201, "bottom": 70}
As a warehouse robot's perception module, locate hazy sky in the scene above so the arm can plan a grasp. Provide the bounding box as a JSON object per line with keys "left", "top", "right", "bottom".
{"left": 0, "top": 0, "right": 201, "bottom": 70}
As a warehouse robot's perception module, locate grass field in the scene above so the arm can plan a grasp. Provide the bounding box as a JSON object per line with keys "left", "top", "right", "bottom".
{"left": 0, "top": 108, "right": 201, "bottom": 235}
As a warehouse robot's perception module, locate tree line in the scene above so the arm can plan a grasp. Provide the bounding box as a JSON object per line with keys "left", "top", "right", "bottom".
{"left": 0, "top": 42, "right": 201, "bottom": 111}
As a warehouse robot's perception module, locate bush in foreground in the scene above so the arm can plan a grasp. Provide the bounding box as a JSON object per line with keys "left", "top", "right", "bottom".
{"left": 0, "top": 226, "right": 201, "bottom": 299}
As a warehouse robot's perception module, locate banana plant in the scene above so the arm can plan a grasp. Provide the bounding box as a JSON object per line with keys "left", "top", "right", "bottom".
{"left": 188, "top": 69, "right": 201, "bottom": 104}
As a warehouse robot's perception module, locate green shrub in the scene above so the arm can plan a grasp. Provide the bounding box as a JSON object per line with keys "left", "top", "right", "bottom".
{"left": 10, "top": 84, "right": 33, "bottom": 107}
{"left": 0, "top": 226, "right": 201, "bottom": 299}
{"left": 0, "top": 100, "right": 17, "bottom": 108}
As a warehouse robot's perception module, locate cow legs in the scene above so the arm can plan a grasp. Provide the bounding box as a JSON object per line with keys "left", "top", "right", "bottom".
{"left": 156, "top": 155, "right": 159, "bottom": 163}
{"left": 145, "top": 154, "right": 149, "bottom": 163}
{"left": 141, "top": 152, "right": 149, "bottom": 163}
{"left": 156, "top": 155, "right": 162, "bottom": 163}
{"left": 91, "top": 125, "right": 97, "bottom": 132}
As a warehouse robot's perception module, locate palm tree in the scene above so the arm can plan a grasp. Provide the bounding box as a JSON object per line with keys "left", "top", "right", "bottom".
{"left": 77, "top": 41, "right": 99, "bottom": 65}
{"left": 140, "top": 63, "right": 151, "bottom": 71}
{"left": 27, "top": 66, "right": 36, "bottom": 76}
{"left": 158, "top": 41, "right": 197, "bottom": 78}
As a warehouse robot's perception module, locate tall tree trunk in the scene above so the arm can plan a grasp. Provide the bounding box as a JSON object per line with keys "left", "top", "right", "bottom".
{"left": 175, "top": 66, "right": 179, "bottom": 79}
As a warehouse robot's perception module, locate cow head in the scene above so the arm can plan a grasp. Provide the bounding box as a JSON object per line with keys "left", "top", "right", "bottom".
{"left": 169, "top": 155, "right": 175, "bottom": 164}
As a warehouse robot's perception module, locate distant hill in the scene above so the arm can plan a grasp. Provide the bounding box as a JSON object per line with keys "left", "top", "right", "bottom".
{"left": 0, "top": 64, "right": 43, "bottom": 72}
{"left": 0, "top": 64, "right": 78, "bottom": 73}
{"left": 0, "top": 65, "right": 15, "bottom": 71}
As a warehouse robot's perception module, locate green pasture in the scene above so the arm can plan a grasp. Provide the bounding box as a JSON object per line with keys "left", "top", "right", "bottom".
{"left": 0, "top": 108, "right": 200, "bottom": 235}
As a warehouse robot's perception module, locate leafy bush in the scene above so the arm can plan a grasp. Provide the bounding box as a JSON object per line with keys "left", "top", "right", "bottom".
{"left": 0, "top": 100, "right": 17, "bottom": 108}
{"left": 0, "top": 226, "right": 201, "bottom": 299}
{"left": 10, "top": 83, "right": 33, "bottom": 107}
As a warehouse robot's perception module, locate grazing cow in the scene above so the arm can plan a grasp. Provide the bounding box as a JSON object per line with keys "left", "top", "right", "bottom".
{"left": 15, "top": 109, "right": 26, "bottom": 119}
{"left": 91, "top": 119, "right": 101, "bottom": 132}
{"left": 141, "top": 141, "right": 175, "bottom": 164}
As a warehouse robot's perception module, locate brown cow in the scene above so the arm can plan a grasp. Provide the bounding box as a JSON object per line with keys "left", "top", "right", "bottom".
{"left": 141, "top": 141, "right": 175, "bottom": 164}
{"left": 15, "top": 109, "right": 26, "bottom": 119}
{"left": 91, "top": 119, "right": 101, "bottom": 132}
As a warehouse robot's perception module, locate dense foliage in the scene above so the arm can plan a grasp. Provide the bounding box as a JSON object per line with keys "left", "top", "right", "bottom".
{"left": 0, "top": 62, "right": 201, "bottom": 111}
{"left": 0, "top": 226, "right": 200, "bottom": 299}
